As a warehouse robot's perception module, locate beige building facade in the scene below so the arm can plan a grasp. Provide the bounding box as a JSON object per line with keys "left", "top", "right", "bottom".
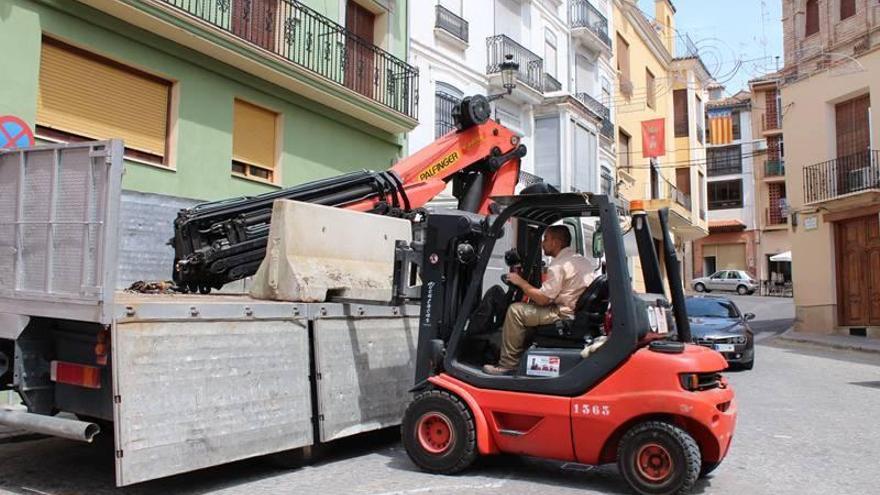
{"left": 780, "top": 0, "right": 880, "bottom": 336}
{"left": 612, "top": 0, "right": 710, "bottom": 290}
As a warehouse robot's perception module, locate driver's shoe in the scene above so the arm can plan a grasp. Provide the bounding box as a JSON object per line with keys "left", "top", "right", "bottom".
{"left": 482, "top": 364, "right": 513, "bottom": 375}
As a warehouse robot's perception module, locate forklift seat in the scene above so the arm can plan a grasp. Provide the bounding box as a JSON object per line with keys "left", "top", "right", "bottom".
{"left": 530, "top": 275, "right": 609, "bottom": 349}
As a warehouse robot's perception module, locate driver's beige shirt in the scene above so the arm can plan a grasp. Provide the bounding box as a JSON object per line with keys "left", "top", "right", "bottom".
{"left": 539, "top": 247, "right": 596, "bottom": 317}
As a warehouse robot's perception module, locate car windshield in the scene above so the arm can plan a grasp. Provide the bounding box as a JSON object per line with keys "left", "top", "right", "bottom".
{"left": 686, "top": 298, "right": 740, "bottom": 318}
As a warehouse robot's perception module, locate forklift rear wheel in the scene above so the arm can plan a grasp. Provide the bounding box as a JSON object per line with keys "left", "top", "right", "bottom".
{"left": 402, "top": 390, "right": 476, "bottom": 475}
{"left": 694, "top": 283, "right": 705, "bottom": 293}
{"left": 699, "top": 461, "right": 721, "bottom": 478}
{"left": 618, "top": 421, "right": 700, "bottom": 495}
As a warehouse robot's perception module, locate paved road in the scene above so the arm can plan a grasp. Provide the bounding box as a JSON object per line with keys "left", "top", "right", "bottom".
{"left": 2, "top": 296, "right": 879, "bottom": 495}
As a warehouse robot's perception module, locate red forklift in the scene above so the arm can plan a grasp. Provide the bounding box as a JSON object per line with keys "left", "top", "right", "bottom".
{"left": 402, "top": 191, "right": 737, "bottom": 494}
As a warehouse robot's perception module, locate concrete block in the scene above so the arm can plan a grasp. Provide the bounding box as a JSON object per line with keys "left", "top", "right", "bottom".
{"left": 250, "top": 200, "right": 412, "bottom": 303}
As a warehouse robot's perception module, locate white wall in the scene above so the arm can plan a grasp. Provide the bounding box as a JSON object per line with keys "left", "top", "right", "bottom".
{"left": 706, "top": 109, "right": 757, "bottom": 230}
{"left": 408, "top": 1, "right": 615, "bottom": 193}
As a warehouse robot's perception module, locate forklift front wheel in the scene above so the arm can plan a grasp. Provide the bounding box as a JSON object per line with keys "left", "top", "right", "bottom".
{"left": 617, "top": 421, "right": 701, "bottom": 495}
{"left": 402, "top": 390, "right": 477, "bottom": 475}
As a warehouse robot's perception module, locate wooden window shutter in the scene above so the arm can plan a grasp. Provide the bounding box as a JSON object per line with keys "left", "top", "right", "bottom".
{"left": 673, "top": 89, "right": 689, "bottom": 137}
{"left": 840, "top": 0, "right": 855, "bottom": 20}
{"left": 37, "top": 39, "right": 170, "bottom": 160}
{"left": 646, "top": 69, "right": 656, "bottom": 109}
{"left": 835, "top": 95, "right": 870, "bottom": 158}
{"left": 617, "top": 34, "right": 630, "bottom": 81}
{"left": 805, "top": 0, "right": 819, "bottom": 36}
{"left": 233, "top": 99, "right": 278, "bottom": 178}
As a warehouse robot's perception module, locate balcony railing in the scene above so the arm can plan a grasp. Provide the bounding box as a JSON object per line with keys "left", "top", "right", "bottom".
{"left": 675, "top": 33, "right": 700, "bottom": 59}
{"left": 803, "top": 150, "right": 880, "bottom": 203}
{"left": 765, "top": 159, "right": 785, "bottom": 177}
{"left": 673, "top": 188, "right": 693, "bottom": 212}
{"left": 543, "top": 73, "right": 563, "bottom": 92}
{"left": 574, "top": 92, "right": 609, "bottom": 120}
{"left": 569, "top": 0, "right": 612, "bottom": 49}
{"left": 487, "top": 35, "right": 544, "bottom": 92}
{"left": 600, "top": 118, "right": 614, "bottom": 141}
{"left": 160, "top": 0, "right": 418, "bottom": 119}
{"left": 765, "top": 207, "right": 788, "bottom": 226}
{"left": 435, "top": 5, "right": 468, "bottom": 43}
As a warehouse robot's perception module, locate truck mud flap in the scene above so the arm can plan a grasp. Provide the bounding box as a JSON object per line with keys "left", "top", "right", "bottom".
{"left": 111, "top": 319, "right": 312, "bottom": 486}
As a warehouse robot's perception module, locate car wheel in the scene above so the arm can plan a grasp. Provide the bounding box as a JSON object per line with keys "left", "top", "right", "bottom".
{"left": 736, "top": 285, "right": 749, "bottom": 295}
{"left": 402, "top": 390, "right": 477, "bottom": 475}
{"left": 694, "top": 283, "right": 706, "bottom": 293}
{"left": 618, "top": 421, "right": 701, "bottom": 495}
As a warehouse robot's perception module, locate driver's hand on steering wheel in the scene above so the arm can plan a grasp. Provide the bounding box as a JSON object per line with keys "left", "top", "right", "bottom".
{"left": 506, "top": 272, "right": 526, "bottom": 288}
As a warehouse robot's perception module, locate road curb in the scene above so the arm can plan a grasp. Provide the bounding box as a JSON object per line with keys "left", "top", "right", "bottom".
{"left": 777, "top": 329, "right": 880, "bottom": 354}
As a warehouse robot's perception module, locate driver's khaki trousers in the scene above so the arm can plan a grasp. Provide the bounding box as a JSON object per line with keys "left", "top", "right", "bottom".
{"left": 499, "top": 303, "right": 561, "bottom": 369}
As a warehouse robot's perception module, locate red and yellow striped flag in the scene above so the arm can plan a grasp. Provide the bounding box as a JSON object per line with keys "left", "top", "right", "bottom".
{"left": 708, "top": 109, "right": 733, "bottom": 145}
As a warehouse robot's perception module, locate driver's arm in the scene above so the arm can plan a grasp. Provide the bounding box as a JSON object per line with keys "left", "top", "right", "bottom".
{"left": 508, "top": 265, "right": 563, "bottom": 307}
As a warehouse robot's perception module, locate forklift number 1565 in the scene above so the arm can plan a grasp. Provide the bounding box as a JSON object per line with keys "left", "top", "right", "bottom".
{"left": 573, "top": 403, "right": 611, "bottom": 416}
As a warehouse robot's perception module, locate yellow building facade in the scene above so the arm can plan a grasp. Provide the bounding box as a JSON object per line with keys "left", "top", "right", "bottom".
{"left": 612, "top": 0, "right": 710, "bottom": 288}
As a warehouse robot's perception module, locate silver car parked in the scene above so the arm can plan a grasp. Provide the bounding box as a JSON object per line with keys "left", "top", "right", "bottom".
{"left": 692, "top": 270, "right": 758, "bottom": 295}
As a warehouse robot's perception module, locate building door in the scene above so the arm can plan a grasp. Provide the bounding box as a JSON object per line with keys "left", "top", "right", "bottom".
{"left": 836, "top": 215, "right": 880, "bottom": 326}
{"left": 835, "top": 95, "right": 871, "bottom": 195}
{"left": 232, "top": 0, "right": 278, "bottom": 51}
{"left": 345, "top": 0, "right": 376, "bottom": 99}
{"left": 703, "top": 256, "right": 717, "bottom": 278}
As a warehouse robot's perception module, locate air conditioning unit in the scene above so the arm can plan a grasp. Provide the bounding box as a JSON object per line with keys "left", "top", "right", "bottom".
{"left": 754, "top": 139, "right": 768, "bottom": 152}
{"left": 847, "top": 167, "right": 871, "bottom": 191}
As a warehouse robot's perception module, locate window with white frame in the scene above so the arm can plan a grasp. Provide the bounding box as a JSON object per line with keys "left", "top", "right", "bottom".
{"left": 571, "top": 120, "right": 597, "bottom": 192}
{"left": 435, "top": 81, "right": 463, "bottom": 138}
{"left": 535, "top": 116, "right": 561, "bottom": 188}
{"left": 544, "top": 29, "right": 558, "bottom": 78}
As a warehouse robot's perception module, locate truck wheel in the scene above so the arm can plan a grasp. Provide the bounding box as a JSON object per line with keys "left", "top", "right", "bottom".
{"left": 402, "top": 390, "right": 477, "bottom": 475}
{"left": 694, "top": 283, "right": 705, "bottom": 293}
{"left": 736, "top": 285, "right": 749, "bottom": 295}
{"left": 618, "top": 421, "right": 701, "bottom": 495}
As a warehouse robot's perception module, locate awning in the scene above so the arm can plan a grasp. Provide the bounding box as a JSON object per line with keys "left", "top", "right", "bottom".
{"left": 770, "top": 251, "right": 792, "bottom": 262}
{"left": 708, "top": 219, "right": 747, "bottom": 233}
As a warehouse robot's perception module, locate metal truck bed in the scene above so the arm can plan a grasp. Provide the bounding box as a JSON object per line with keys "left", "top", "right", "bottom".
{"left": 110, "top": 292, "right": 418, "bottom": 486}
{"left": 0, "top": 142, "right": 420, "bottom": 486}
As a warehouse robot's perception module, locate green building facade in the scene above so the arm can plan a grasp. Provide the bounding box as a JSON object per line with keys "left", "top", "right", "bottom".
{"left": 0, "top": 0, "right": 418, "bottom": 284}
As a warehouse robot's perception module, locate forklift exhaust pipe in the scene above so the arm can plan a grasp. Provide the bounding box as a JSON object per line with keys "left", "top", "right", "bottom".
{"left": 656, "top": 208, "right": 693, "bottom": 343}
{"left": 0, "top": 408, "right": 101, "bottom": 443}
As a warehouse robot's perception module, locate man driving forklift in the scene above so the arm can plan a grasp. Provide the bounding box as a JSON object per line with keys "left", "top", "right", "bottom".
{"left": 482, "top": 225, "right": 596, "bottom": 375}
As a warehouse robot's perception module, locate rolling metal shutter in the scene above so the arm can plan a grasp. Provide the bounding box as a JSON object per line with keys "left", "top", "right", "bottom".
{"left": 232, "top": 99, "right": 277, "bottom": 172}
{"left": 37, "top": 39, "right": 170, "bottom": 159}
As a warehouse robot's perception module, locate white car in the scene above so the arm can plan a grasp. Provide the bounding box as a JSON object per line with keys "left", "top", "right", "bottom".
{"left": 692, "top": 270, "right": 758, "bottom": 295}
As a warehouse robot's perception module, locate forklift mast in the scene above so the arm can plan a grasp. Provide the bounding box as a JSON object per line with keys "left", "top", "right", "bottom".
{"left": 172, "top": 95, "right": 525, "bottom": 291}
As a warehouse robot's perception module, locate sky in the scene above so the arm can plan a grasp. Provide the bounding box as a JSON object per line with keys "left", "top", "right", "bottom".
{"left": 637, "top": 0, "right": 784, "bottom": 95}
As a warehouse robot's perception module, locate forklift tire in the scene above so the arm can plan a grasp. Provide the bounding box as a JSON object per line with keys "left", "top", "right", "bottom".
{"left": 617, "top": 421, "right": 701, "bottom": 495}
{"left": 699, "top": 461, "right": 721, "bottom": 478}
{"left": 402, "top": 390, "right": 477, "bottom": 475}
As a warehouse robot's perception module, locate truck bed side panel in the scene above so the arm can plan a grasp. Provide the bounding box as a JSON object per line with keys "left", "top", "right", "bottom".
{"left": 314, "top": 315, "right": 418, "bottom": 442}
{"left": 112, "top": 318, "right": 311, "bottom": 486}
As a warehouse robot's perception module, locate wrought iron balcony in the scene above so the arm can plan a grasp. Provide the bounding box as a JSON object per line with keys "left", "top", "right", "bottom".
{"left": 574, "top": 92, "right": 610, "bottom": 121}
{"left": 543, "top": 73, "right": 563, "bottom": 92}
{"left": 674, "top": 188, "right": 693, "bottom": 212}
{"left": 435, "top": 5, "right": 468, "bottom": 44}
{"left": 487, "top": 35, "right": 544, "bottom": 92}
{"left": 600, "top": 119, "right": 614, "bottom": 141}
{"left": 569, "top": 0, "right": 612, "bottom": 51}
{"left": 765, "top": 159, "right": 785, "bottom": 177}
{"left": 804, "top": 150, "right": 880, "bottom": 203}
{"left": 159, "top": 0, "right": 418, "bottom": 119}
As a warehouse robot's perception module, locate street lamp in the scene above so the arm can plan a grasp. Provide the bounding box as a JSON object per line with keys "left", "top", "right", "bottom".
{"left": 487, "top": 54, "right": 519, "bottom": 102}
{"left": 499, "top": 54, "right": 519, "bottom": 94}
